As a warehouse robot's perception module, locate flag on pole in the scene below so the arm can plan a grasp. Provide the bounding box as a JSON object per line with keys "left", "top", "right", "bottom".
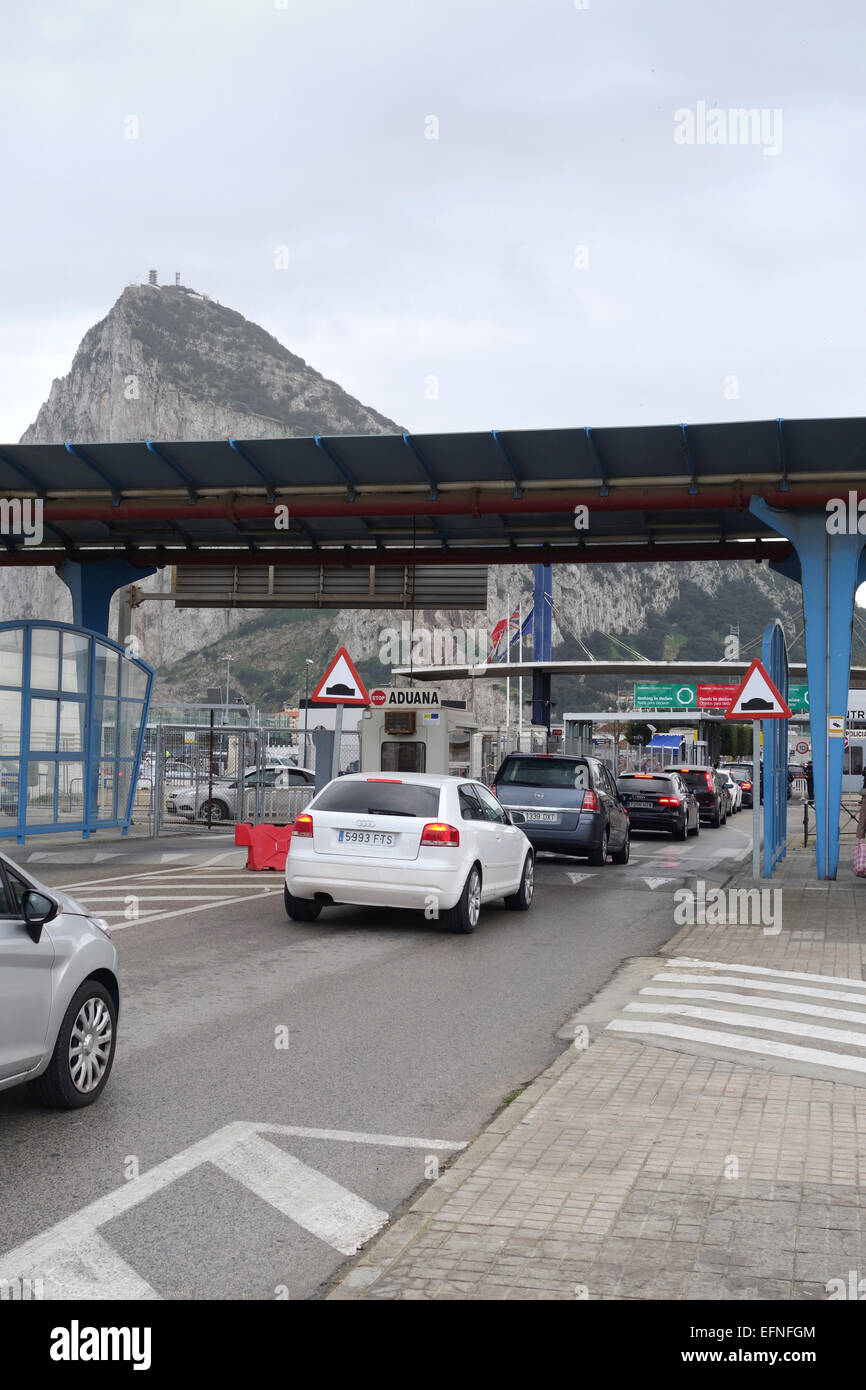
{"left": 489, "top": 608, "right": 533, "bottom": 662}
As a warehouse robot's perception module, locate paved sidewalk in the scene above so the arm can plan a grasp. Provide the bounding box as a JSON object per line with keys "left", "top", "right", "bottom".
{"left": 329, "top": 845, "right": 866, "bottom": 1300}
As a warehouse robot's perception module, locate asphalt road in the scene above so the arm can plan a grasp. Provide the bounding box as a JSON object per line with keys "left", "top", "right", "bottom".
{"left": 0, "top": 817, "right": 752, "bottom": 1300}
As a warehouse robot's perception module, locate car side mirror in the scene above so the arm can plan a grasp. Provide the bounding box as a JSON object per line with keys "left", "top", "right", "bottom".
{"left": 22, "top": 889, "right": 56, "bottom": 943}
{"left": 509, "top": 810, "right": 527, "bottom": 826}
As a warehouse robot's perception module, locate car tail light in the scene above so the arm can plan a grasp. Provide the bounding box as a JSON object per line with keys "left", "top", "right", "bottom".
{"left": 293, "top": 813, "right": 313, "bottom": 837}
{"left": 705, "top": 772, "right": 713, "bottom": 789}
{"left": 658, "top": 797, "right": 679, "bottom": 805}
{"left": 420, "top": 822, "right": 460, "bottom": 847}
{"left": 582, "top": 789, "right": 599, "bottom": 813}
{"left": 743, "top": 781, "right": 752, "bottom": 790}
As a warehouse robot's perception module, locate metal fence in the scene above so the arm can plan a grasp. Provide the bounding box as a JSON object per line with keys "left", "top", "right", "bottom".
{"left": 135, "top": 720, "right": 360, "bottom": 835}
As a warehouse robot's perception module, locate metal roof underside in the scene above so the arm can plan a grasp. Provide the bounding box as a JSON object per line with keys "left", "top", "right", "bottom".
{"left": 0, "top": 417, "right": 863, "bottom": 566}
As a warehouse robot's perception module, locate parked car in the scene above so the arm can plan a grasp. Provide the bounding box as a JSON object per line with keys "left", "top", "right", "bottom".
{"left": 492, "top": 753, "right": 630, "bottom": 865}
{"left": 616, "top": 771, "right": 700, "bottom": 840}
{"left": 167, "top": 764, "right": 314, "bottom": 823}
{"left": 718, "top": 770, "right": 742, "bottom": 813}
{"left": 0, "top": 851, "right": 119, "bottom": 1107}
{"left": 137, "top": 756, "right": 195, "bottom": 793}
{"left": 284, "top": 772, "right": 534, "bottom": 933}
{"left": 675, "top": 765, "right": 729, "bottom": 826}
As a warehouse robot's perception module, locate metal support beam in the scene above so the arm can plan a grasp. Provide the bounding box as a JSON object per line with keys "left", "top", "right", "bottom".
{"left": 56, "top": 557, "right": 157, "bottom": 638}
{"left": 532, "top": 561, "right": 554, "bottom": 728}
{"left": 145, "top": 441, "right": 199, "bottom": 503}
{"left": 314, "top": 437, "right": 356, "bottom": 501}
{"left": 751, "top": 495, "right": 865, "bottom": 879}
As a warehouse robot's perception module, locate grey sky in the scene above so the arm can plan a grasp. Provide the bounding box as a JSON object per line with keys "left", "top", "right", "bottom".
{"left": 1, "top": 0, "right": 864, "bottom": 443}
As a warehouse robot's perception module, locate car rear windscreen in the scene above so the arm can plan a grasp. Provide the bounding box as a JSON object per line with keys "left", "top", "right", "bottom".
{"left": 679, "top": 770, "right": 712, "bottom": 788}
{"left": 312, "top": 780, "right": 441, "bottom": 817}
{"left": 497, "top": 757, "right": 589, "bottom": 789}
{"left": 617, "top": 777, "right": 676, "bottom": 792}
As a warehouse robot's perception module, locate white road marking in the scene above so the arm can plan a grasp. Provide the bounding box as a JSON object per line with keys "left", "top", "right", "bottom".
{"left": 625, "top": 1000, "right": 866, "bottom": 1050}
{"left": 656, "top": 972, "right": 866, "bottom": 1008}
{"left": 639, "top": 986, "right": 866, "bottom": 1026}
{"left": 213, "top": 1133, "right": 387, "bottom": 1256}
{"left": 57, "top": 861, "right": 246, "bottom": 891}
{"left": 107, "top": 891, "right": 278, "bottom": 930}
{"left": 607, "top": 1018, "right": 866, "bottom": 1075}
{"left": 667, "top": 957, "right": 866, "bottom": 988}
{"left": 567, "top": 872, "right": 595, "bottom": 884}
{"left": 0, "top": 1228, "right": 161, "bottom": 1301}
{"left": 642, "top": 877, "right": 675, "bottom": 889}
{"left": 0, "top": 1120, "right": 465, "bottom": 1298}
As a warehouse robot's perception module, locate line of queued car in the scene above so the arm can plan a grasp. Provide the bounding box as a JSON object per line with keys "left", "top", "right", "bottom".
{"left": 282, "top": 752, "right": 744, "bottom": 937}
{"left": 1, "top": 750, "right": 742, "bottom": 1113}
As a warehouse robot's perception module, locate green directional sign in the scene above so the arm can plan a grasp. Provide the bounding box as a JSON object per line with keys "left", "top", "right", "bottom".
{"left": 634, "top": 682, "right": 697, "bottom": 710}
{"left": 788, "top": 684, "right": 809, "bottom": 712}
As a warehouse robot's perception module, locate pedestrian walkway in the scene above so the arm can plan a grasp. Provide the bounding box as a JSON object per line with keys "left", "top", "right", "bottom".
{"left": 330, "top": 846, "right": 866, "bottom": 1300}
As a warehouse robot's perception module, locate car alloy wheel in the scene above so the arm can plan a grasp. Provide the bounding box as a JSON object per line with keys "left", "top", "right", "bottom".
{"left": 69, "top": 996, "right": 113, "bottom": 1094}
{"left": 467, "top": 867, "right": 481, "bottom": 927}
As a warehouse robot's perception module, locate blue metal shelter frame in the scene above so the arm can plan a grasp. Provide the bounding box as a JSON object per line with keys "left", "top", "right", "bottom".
{"left": 761, "top": 620, "right": 789, "bottom": 877}
{"left": 0, "top": 621, "right": 153, "bottom": 843}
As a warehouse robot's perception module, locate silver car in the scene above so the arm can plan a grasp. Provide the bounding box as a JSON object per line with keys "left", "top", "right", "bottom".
{"left": 0, "top": 852, "right": 120, "bottom": 1108}
{"left": 167, "top": 764, "right": 315, "bottom": 824}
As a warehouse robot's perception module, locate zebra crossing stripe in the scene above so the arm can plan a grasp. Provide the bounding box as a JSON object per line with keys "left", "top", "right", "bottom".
{"left": 606, "top": 1019, "right": 866, "bottom": 1075}
{"left": 653, "top": 972, "right": 866, "bottom": 1008}
{"left": 624, "top": 1001, "right": 866, "bottom": 1050}
{"left": 667, "top": 957, "right": 866, "bottom": 989}
{"left": 639, "top": 986, "right": 866, "bottom": 1027}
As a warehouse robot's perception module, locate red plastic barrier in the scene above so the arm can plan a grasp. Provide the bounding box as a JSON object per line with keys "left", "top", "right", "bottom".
{"left": 234, "top": 823, "right": 293, "bottom": 871}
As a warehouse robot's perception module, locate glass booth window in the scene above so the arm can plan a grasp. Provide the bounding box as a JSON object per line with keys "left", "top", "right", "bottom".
{"left": 0, "top": 629, "right": 23, "bottom": 686}
{"left": 30, "top": 628, "right": 60, "bottom": 689}
{"left": 0, "top": 690, "right": 21, "bottom": 754}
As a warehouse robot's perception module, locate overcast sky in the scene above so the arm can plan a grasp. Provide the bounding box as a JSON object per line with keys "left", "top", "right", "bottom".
{"left": 1, "top": 0, "right": 864, "bottom": 442}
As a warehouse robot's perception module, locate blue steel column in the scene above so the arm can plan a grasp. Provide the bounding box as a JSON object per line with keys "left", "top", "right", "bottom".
{"left": 761, "top": 620, "right": 789, "bottom": 876}
{"left": 751, "top": 498, "right": 865, "bottom": 879}
{"left": 532, "top": 562, "right": 553, "bottom": 728}
{"left": 56, "top": 559, "right": 156, "bottom": 637}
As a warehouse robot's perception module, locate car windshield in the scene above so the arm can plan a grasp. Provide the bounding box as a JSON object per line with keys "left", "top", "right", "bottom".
{"left": 312, "top": 780, "right": 441, "bottom": 818}
{"left": 617, "top": 776, "right": 676, "bottom": 792}
{"left": 727, "top": 768, "right": 752, "bottom": 782}
{"left": 498, "top": 758, "right": 589, "bottom": 789}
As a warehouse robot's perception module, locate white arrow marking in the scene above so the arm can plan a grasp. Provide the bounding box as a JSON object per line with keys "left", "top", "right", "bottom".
{"left": 213, "top": 1133, "right": 387, "bottom": 1255}
{"left": 567, "top": 872, "right": 595, "bottom": 884}
{"left": 642, "top": 877, "right": 674, "bottom": 889}
{"left": 0, "top": 1121, "right": 465, "bottom": 1298}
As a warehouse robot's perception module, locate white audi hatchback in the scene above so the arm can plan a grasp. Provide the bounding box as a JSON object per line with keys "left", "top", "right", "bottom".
{"left": 0, "top": 851, "right": 120, "bottom": 1108}
{"left": 284, "top": 773, "right": 534, "bottom": 933}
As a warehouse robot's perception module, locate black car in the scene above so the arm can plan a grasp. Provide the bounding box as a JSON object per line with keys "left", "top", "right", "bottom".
{"left": 492, "top": 753, "right": 630, "bottom": 865}
{"left": 616, "top": 771, "right": 700, "bottom": 840}
{"left": 674, "top": 765, "right": 728, "bottom": 826}
{"left": 725, "top": 762, "right": 759, "bottom": 808}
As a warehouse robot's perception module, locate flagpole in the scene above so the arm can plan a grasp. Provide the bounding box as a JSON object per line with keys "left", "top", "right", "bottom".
{"left": 518, "top": 599, "right": 523, "bottom": 747}
{"left": 505, "top": 593, "right": 511, "bottom": 742}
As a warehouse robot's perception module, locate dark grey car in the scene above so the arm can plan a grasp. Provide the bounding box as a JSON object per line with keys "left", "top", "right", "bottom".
{"left": 492, "top": 754, "right": 630, "bottom": 865}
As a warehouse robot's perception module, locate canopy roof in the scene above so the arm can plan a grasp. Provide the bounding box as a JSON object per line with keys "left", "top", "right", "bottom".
{"left": 0, "top": 417, "right": 861, "bottom": 567}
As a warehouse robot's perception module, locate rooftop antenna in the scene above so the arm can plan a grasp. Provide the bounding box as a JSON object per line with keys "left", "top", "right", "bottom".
{"left": 148, "top": 269, "right": 157, "bottom": 286}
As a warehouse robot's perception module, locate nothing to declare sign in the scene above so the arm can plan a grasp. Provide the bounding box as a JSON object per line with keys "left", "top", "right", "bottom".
{"left": 369, "top": 687, "right": 441, "bottom": 708}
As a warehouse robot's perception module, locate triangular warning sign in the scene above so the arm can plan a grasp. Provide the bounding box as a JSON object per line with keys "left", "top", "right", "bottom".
{"left": 724, "top": 658, "right": 792, "bottom": 720}
{"left": 310, "top": 647, "right": 370, "bottom": 706}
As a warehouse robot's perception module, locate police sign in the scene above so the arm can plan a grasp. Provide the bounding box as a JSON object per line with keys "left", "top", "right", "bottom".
{"left": 369, "top": 687, "right": 441, "bottom": 708}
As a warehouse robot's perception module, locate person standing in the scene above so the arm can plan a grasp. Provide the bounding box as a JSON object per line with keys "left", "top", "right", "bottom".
{"left": 858, "top": 772, "right": 866, "bottom": 840}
